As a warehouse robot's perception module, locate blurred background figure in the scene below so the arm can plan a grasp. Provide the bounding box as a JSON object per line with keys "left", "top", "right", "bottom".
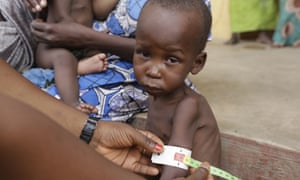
{"left": 272, "top": 0, "right": 300, "bottom": 47}
{"left": 225, "top": 0, "right": 278, "bottom": 45}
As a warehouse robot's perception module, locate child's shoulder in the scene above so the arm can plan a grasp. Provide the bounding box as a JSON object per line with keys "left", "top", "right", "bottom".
{"left": 182, "top": 87, "right": 209, "bottom": 106}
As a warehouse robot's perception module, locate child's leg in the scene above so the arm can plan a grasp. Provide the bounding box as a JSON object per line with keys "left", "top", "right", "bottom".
{"left": 77, "top": 53, "right": 108, "bottom": 75}
{"left": 35, "top": 44, "right": 98, "bottom": 114}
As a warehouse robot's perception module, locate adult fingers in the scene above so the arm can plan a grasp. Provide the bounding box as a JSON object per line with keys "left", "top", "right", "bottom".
{"left": 130, "top": 156, "right": 160, "bottom": 176}
{"left": 137, "top": 130, "right": 164, "bottom": 154}
{"left": 31, "top": 20, "right": 54, "bottom": 42}
{"left": 30, "top": 21, "right": 45, "bottom": 41}
{"left": 31, "top": 20, "right": 48, "bottom": 31}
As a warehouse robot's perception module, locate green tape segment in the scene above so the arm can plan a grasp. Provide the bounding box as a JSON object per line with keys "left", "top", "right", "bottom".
{"left": 183, "top": 156, "right": 241, "bottom": 180}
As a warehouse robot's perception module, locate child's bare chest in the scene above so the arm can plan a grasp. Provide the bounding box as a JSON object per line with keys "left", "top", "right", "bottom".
{"left": 146, "top": 102, "right": 177, "bottom": 143}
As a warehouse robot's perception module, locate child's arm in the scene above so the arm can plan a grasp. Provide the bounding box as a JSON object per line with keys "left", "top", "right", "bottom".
{"left": 158, "top": 97, "right": 199, "bottom": 179}
{"left": 191, "top": 95, "right": 221, "bottom": 167}
{"left": 160, "top": 96, "right": 221, "bottom": 179}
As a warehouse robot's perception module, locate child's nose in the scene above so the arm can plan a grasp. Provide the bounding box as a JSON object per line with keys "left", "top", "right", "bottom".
{"left": 146, "top": 64, "right": 161, "bottom": 78}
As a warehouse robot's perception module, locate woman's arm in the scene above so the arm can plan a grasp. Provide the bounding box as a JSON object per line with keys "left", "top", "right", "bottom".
{"left": 31, "top": 21, "right": 136, "bottom": 59}
{"left": 0, "top": 94, "right": 145, "bottom": 180}
{"left": 0, "top": 61, "right": 87, "bottom": 136}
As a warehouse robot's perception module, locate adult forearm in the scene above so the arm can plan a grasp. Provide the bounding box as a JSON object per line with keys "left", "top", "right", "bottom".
{"left": 0, "top": 94, "right": 145, "bottom": 180}
{"left": 0, "top": 60, "right": 87, "bottom": 137}
{"left": 82, "top": 28, "right": 136, "bottom": 60}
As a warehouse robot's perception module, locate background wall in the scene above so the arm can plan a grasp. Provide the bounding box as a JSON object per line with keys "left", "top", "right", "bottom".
{"left": 211, "top": 0, "right": 231, "bottom": 41}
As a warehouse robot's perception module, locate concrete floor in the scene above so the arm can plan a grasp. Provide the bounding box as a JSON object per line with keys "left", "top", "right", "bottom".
{"left": 189, "top": 40, "right": 300, "bottom": 152}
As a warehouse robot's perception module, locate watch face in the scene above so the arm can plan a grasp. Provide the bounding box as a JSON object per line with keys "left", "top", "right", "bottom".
{"left": 80, "top": 118, "right": 98, "bottom": 144}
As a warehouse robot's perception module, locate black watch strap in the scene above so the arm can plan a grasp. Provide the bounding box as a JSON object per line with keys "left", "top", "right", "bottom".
{"left": 80, "top": 117, "right": 98, "bottom": 144}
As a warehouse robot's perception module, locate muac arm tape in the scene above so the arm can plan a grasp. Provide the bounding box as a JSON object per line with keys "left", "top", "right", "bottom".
{"left": 151, "top": 145, "right": 191, "bottom": 170}
{"left": 151, "top": 145, "right": 241, "bottom": 180}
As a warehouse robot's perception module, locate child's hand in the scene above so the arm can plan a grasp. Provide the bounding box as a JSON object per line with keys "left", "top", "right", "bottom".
{"left": 23, "top": 0, "right": 47, "bottom": 12}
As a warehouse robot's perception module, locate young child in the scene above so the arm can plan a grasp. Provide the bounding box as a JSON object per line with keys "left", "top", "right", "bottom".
{"left": 35, "top": 0, "right": 116, "bottom": 114}
{"left": 133, "top": 0, "right": 221, "bottom": 179}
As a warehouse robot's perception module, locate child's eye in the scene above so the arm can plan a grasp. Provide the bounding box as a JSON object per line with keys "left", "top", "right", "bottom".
{"left": 166, "top": 57, "right": 179, "bottom": 64}
{"left": 135, "top": 49, "right": 151, "bottom": 59}
{"left": 141, "top": 51, "right": 151, "bottom": 58}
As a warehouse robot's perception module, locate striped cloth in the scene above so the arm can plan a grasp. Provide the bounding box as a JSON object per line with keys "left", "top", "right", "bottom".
{"left": 0, "top": 0, "right": 36, "bottom": 72}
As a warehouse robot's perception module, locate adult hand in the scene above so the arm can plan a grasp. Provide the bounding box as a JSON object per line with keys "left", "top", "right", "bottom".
{"left": 31, "top": 20, "right": 110, "bottom": 48}
{"left": 31, "top": 21, "right": 88, "bottom": 47}
{"left": 23, "top": 0, "right": 47, "bottom": 12}
{"left": 91, "top": 121, "right": 164, "bottom": 176}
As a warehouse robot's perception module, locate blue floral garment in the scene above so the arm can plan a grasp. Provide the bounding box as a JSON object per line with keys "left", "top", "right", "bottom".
{"left": 93, "top": 0, "right": 211, "bottom": 38}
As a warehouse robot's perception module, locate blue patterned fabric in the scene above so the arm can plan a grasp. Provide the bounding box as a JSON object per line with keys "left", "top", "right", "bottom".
{"left": 23, "top": 57, "right": 148, "bottom": 121}
{"left": 93, "top": 0, "right": 147, "bottom": 37}
{"left": 93, "top": 0, "right": 211, "bottom": 38}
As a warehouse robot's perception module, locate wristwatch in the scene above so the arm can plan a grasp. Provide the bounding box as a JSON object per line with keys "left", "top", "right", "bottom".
{"left": 80, "top": 117, "right": 98, "bottom": 144}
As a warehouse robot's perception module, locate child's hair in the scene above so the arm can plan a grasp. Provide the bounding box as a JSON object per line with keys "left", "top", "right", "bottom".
{"left": 143, "top": 0, "right": 212, "bottom": 51}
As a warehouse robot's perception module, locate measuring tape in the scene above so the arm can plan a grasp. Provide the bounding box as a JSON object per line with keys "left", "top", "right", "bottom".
{"left": 183, "top": 156, "right": 240, "bottom": 180}
{"left": 151, "top": 145, "right": 240, "bottom": 180}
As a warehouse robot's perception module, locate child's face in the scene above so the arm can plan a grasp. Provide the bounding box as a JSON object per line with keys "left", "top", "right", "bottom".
{"left": 133, "top": 3, "right": 206, "bottom": 96}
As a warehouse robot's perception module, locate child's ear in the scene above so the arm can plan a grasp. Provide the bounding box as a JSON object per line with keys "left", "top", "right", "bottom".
{"left": 191, "top": 52, "right": 207, "bottom": 74}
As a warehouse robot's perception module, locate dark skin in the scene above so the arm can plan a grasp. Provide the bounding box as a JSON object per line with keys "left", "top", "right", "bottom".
{"left": 30, "top": 19, "right": 136, "bottom": 58}
{"left": 133, "top": 2, "right": 221, "bottom": 180}
{"left": 93, "top": 0, "right": 119, "bottom": 20}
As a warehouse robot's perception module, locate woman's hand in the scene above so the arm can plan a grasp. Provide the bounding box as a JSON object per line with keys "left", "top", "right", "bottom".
{"left": 30, "top": 20, "right": 135, "bottom": 59}
{"left": 31, "top": 21, "right": 110, "bottom": 48}
{"left": 22, "top": 0, "right": 47, "bottom": 12}
{"left": 31, "top": 21, "right": 89, "bottom": 47}
{"left": 91, "top": 121, "right": 164, "bottom": 176}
